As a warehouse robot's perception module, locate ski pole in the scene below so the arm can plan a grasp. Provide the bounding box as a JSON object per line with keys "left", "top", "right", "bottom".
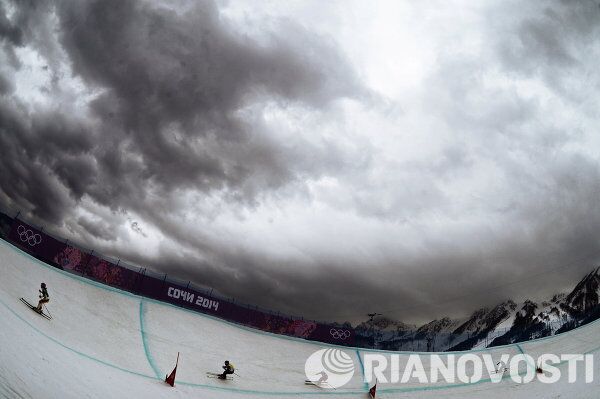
{"left": 323, "top": 382, "right": 337, "bottom": 390}
{"left": 234, "top": 372, "right": 242, "bottom": 378}
{"left": 43, "top": 304, "right": 52, "bottom": 318}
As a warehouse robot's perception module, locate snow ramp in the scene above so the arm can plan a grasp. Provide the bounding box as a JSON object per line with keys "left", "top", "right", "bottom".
{"left": 1, "top": 239, "right": 599, "bottom": 398}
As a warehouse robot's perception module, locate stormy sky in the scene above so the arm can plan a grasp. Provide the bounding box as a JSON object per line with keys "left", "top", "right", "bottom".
{"left": 1, "top": 0, "right": 600, "bottom": 324}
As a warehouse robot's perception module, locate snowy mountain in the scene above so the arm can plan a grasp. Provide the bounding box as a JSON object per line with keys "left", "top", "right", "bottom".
{"left": 352, "top": 267, "right": 600, "bottom": 351}
{"left": 488, "top": 300, "right": 548, "bottom": 347}
{"left": 562, "top": 267, "right": 600, "bottom": 315}
{"left": 354, "top": 316, "right": 416, "bottom": 349}
{"left": 556, "top": 267, "right": 600, "bottom": 334}
{"left": 448, "top": 300, "right": 518, "bottom": 351}
{"left": 413, "top": 317, "right": 461, "bottom": 351}
{"left": 415, "top": 317, "right": 459, "bottom": 338}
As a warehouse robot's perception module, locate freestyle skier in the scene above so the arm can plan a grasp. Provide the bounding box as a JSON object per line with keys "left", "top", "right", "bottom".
{"left": 315, "top": 370, "right": 328, "bottom": 385}
{"left": 219, "top": 360, "right": 235, "bottom": 379}
{"left": 36, "top": 282, "right": 49, "bottom": 312}
{"left": 305, "top": 370, "right": 330, "bottom": 387}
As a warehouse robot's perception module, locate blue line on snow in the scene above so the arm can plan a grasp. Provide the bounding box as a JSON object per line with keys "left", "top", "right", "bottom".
{"left": 0, "top": 296, "right": 156, "bottom": 380}
{"left": 0, "top": 296, "right": 362, "bottom": 396}
{"left": 139, "top": 299, "right": 162, "bottom": 379}
{"left": 355, "top": 349, "right": 369, "bottom": 391}
{"left": 516, "top": 343, "right": 536, "bottom": 371}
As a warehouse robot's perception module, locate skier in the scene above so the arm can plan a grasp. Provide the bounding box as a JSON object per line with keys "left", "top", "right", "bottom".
{"left": 315, "top": 370, "right": 328, "bottom": 385}
{"left": 219, "top": 360, "right": 235, "bottom": 379}
{"left": 495, "top": 361, "right": 508, "bottom": 374}
{"left": 305, "top": 370, "right": 329, "bottom": 387}
{"left": 36, "top": 282, "right": 49, "bottom": 312}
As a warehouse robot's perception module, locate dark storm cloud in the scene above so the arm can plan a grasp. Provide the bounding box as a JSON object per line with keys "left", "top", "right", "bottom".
{"left": 0, "top": 101, "right": 78, "bottom": 223}
{"left": 54, "top": 0, "right": 364, "bottom": 208}
{"left": 77, "top": 215, "right": 115, "bottom": 242}
{"left": 2, "top": 0, "right": 600, "bottom": 326}
{"left": 0, "top": 0, "right": 364, "bottom": 212}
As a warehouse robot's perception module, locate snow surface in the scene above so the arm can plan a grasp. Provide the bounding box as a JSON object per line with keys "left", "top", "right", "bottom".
{"left": 1, "top": 239, "right": 599, "bottom": 398}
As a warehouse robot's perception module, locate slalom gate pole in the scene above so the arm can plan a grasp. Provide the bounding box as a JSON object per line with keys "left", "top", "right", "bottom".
{"left": 165, "top": 352, "right": 179, "bottom": 387}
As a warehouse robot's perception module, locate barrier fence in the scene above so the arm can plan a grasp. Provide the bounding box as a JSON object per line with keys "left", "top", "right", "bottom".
{"left": 0, "top": 211, "right": 354, "bottom": 346}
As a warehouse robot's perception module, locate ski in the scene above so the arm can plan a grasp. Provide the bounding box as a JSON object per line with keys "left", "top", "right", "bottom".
{"left": 206, "top": 375, "right": 233, "bottom": 380}
{"left": 20, "top": 298, "right": 52, "bottom": 320}
{"left": 206, "top": 372, "right": 233, "bottom": 380}
{"left": 305, "top": 380, "right": 331, "bottom": 387}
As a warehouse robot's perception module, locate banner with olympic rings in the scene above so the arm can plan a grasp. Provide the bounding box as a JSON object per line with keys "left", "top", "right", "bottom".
{"left": 8, "top": 221, "right": 67, "bottom": 266}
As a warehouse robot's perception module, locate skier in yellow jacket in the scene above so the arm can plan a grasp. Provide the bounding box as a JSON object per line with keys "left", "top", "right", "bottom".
{"left": 219, "top": 360, "right": 235, "bottom": 379}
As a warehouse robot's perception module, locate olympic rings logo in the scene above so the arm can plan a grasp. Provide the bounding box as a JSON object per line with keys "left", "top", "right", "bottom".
{"left": 17, "top": 225, "right": 42, "bottom": 247}
{"left": 329, "top": 328, "right": 351, "bottom": 340}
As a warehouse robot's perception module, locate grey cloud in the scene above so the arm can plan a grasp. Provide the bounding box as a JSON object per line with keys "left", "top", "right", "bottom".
{"left": 492, "top": 1, "right": 600, "bottom": 96}
{"left": 52, "top": 0, "right": 364, "bottom": 208}
{"left": 0, "top": 1, "right": 22, "bottom": 46}
{"left": 1, "top": 0, "right": 364, "bottom": 217}
{"left": 1, "top": 1, "right": 63, "bottom": 69}
{"left": 0, "top": 71, "right": 14, "bottom": 94}
{"left": 77, "top": 215, "right": 115, "bottom": 242}
{"left": 0, "top": 100, "right": 76, "bottom": 223}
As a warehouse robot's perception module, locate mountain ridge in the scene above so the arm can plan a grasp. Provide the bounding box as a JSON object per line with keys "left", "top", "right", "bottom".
{"left": 352, "top": 267, "right": 600, "bottom": 351}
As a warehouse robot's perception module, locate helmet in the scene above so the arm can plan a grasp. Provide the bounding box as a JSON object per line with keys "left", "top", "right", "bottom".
{"left": 224, "top": 360, "right": 229, "bottom": 365}
{"left": 41, "top": 283, "right": 46, "bottom": 288}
